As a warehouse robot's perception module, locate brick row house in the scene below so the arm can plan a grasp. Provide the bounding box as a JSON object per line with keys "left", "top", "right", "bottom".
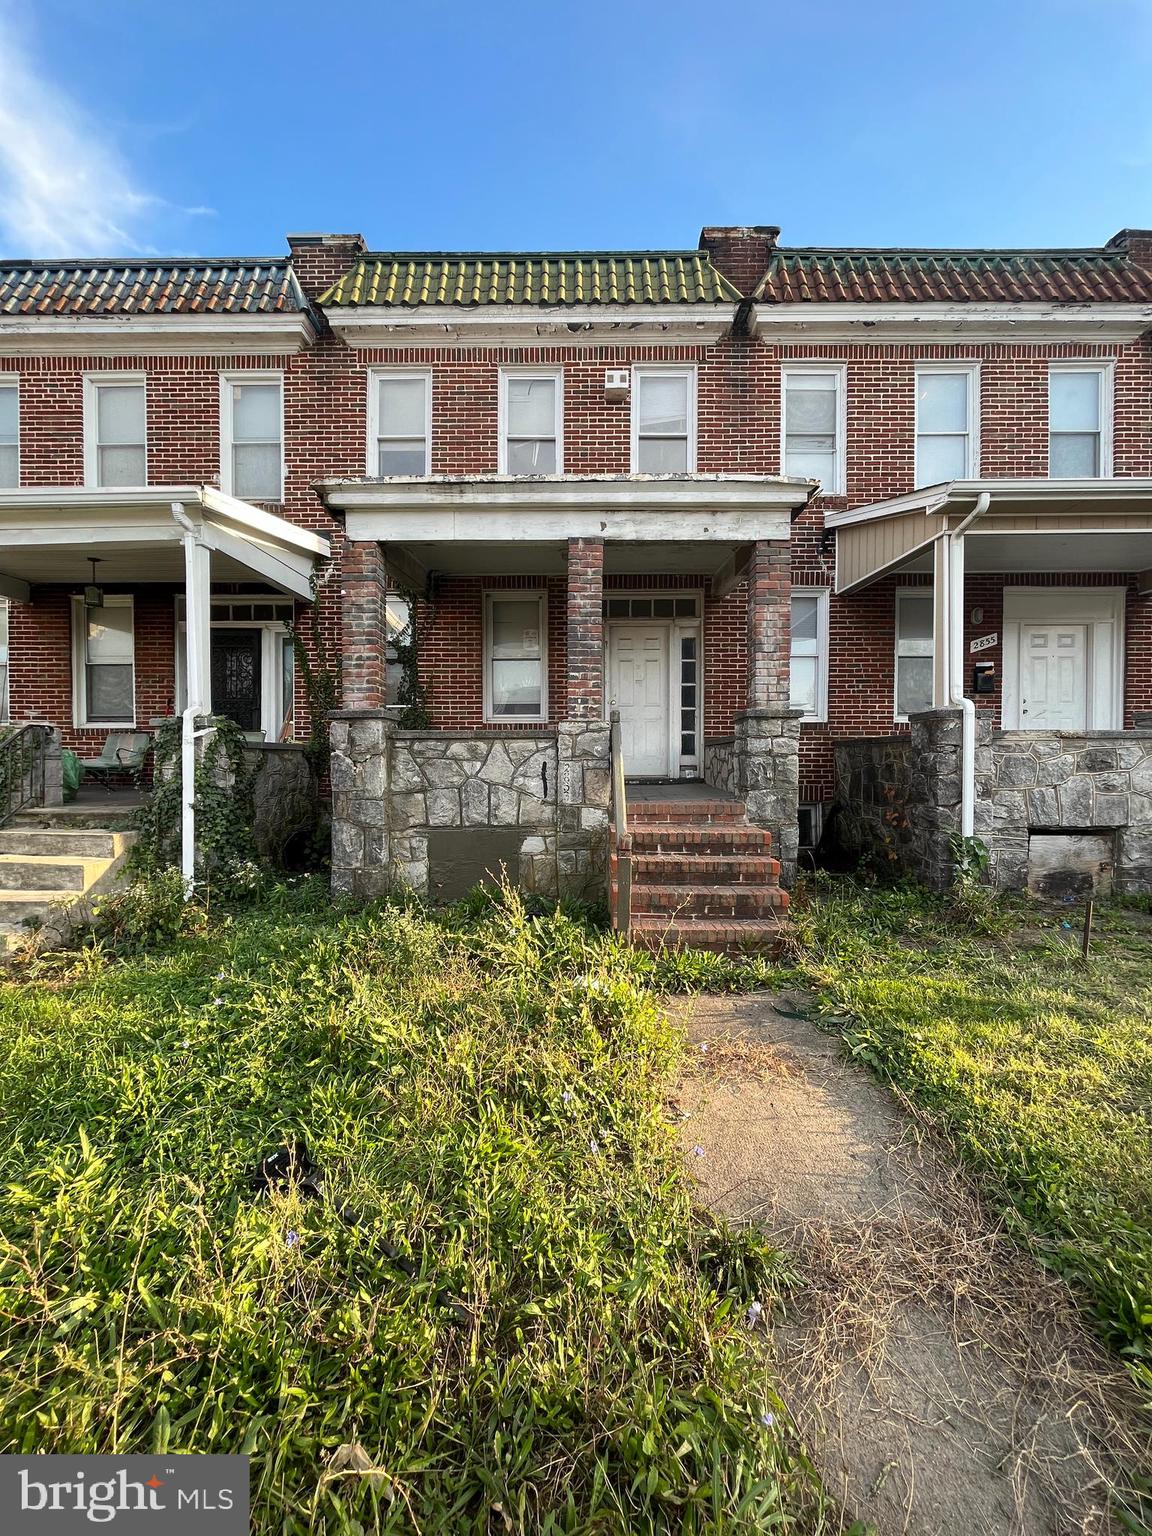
{"left": 2, "top": 223, "right": 1151, "bottom": 926}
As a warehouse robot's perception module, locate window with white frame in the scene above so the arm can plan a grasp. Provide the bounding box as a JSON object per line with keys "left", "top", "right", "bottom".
{"left": 85, "top": 377, "right": 146, "bottom": 487}
{"left": 0, "top": 382, "right": 17, "bottom": 488}
{"left": 789, "top": 588, "right": 829, "bottom": 721}
{"left": 485, "top": 592, "right": 546, "bottom": 721}
{"left": 1049, "top": 365, "right": 1111, "bottom": 477}
{"left": 0, "top": 599, "right": 9, "bottom": 723}
{"left": 72, "top": 596, "right": 134, "bottom": 726}
{"left": 385, "top": 594, "right": 411, "bottom": 705}
{"left": 895, "top": 590, "right": 934, "bottom": 719}
{"left": 500, "top": 371, "right": 562, "bottom": 474}
{"left": 370, "top": 371, "right": 431, "bottom": 475}
{"left": 220, "top": 375, "right": 283, "bottom": 501}
{"left": 914, "top": 366, "right": 978, "bottom": 487}
{"left": 632, "top": 368, "right": 695, "bottom": 472}
{"left": 782, "top": 368, "right": 844, "bottom": 493}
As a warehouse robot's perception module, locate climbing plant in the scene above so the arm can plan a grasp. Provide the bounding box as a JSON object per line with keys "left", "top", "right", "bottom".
{"left": 285, "top": 573, "right": 343, "bottom": 772}
{"left": 392, "top": 582, "right": 434, "bottom": 729}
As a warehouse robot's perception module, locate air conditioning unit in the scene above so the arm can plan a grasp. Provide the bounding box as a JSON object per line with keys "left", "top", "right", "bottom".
{"left": 604, "top": 368, "right": 630, "bottom": 401}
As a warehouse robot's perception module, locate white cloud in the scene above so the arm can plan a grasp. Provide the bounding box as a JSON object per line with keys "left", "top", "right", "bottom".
{"left": 0, "top": 10, "right": 167, "bottom": 254}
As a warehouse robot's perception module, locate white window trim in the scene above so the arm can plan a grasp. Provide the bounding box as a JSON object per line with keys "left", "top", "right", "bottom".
{"left": 366, "top": 367, "right": 432, "bottom": 477}
{"left": 780, "top": 364, "right": 846, "bottom": 495}
{"left": 483, "top": 589, "right": 548, "bottom": 723}
{"left": 630, "top": 364, "right": 697, "bottom": 473}
{"left": 498, "top": 366, "right": 564, "bottom": 475}
{"left": 83, "top": 373, "right": 148, "bottom": 489}
{"left": 0, "top": 378, "right": 19, "bottom": 489}
{"left": 1001, "top": 586, "right": 1124, "bottom": 731}
{"left": 1048, "top": 361, "right": 1114, "bottom": 478}
{"left": 71, "top": 594, "right": 135, "bottom": 728}
{"left": 894, "top": 587, "right": 935, "bottom": 723}
{"left": 790, "top": 586, "right": 830, "bottom": 722}
{"left": 914, "top": 362, "right": 980, "bottom": 487}
{"left": 219, "top": 371, "right": 285, "bottom": 502}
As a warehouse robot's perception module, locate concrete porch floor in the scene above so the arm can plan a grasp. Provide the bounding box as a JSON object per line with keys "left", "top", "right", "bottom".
{"left": 626, "top": 780, "right": 739, "bottom": 801}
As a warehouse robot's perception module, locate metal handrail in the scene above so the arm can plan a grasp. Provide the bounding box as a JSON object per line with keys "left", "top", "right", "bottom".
{"left": 0, "top": 723, "right": 50, "bottom": 828}
{"left": 609, "top": 708, "right": 632, "bottom": 935}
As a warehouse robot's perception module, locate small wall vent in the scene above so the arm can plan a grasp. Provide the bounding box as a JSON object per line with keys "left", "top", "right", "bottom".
{"left": 604, "top": 369, "right": 630, "bottom": 401}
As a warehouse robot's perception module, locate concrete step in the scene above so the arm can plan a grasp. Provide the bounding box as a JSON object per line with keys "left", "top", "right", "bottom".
{"left": 627, "top": 881, "right": 789, "bottom": 918}
{"left": 628, "top": 799, "right": 744, "bottom": 824}
{"left": 12, "top": 803, "right": 139, "bottom": 832}
{"left": 629, "top": 823, "right": 775, "bottom": 854}
{"left": 629, "top": 912, "right": 788, "bottom": 954}
{"left": 0, "top": 889, "right": 75, "bottom": 923}
{"left": 629, "top": 851, "right": 781, "bottom": 884}
{"left": 0, "top": 828, "right": 128, "bottom": 859}
{"left": 0, "top": 854, "right": 105, "bottom": 892}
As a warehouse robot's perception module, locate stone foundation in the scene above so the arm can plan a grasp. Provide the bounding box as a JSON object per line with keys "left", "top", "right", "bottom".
{"left": 702, "top": 711, "right": 801, "bottom": 880}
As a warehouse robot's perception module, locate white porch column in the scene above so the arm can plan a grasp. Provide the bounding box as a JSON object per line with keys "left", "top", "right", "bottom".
{"left": 932, "top": 535, "right": 953, "bottom": 707}
{"left": 173, "top": 505, "right": 213, "bottom": 887}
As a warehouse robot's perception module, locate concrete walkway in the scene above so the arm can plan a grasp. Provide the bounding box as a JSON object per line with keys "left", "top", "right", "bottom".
{"left": 671, "top": 993, "right": 1149, "bottom": 1536}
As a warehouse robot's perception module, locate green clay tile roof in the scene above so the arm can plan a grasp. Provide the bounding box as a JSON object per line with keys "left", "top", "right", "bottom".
{"left": 754, "top": 247, "right": 1152, "bottom": 304}
{"left": 0, "top": 259, "right": 307, "bottom": 316}
{"left": 319, "top": 252, "right": 741, "bottom": 307}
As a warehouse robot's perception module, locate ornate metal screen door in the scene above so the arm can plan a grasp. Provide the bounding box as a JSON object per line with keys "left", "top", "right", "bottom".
{"left": 210, "top": 629, "right": 263, "bottom": 732}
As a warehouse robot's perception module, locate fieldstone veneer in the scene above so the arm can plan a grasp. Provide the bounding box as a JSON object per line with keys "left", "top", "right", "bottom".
{"left": 329, "top": 712, "right": 611, "bottom": 902}
{"left": 704, "top": 705, "right": 803, "bottom": 880}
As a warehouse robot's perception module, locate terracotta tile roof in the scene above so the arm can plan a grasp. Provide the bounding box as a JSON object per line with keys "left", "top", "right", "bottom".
{"left": 0, "top": 259, "right": 307, "bottom": 316}
{"left": 754, "top": 245, "right": 1152, "bottom": 304}
{"left": 320, "top": 252, "right": 740, "bottom": 307}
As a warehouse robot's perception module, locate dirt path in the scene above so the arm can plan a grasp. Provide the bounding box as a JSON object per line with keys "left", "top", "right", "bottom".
{"left": 671, "top": 992, "right": 1150, "bottom": 1536}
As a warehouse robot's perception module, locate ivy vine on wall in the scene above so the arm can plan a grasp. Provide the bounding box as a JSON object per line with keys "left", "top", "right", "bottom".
{"left": 285, "top": 572, "right": 343, "bottom": 773}
{"left": 392, "top": 582, "right": 434, "bottom": 729}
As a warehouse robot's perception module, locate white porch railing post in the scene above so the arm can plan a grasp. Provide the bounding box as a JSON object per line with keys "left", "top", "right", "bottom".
{"left": 173, "top": 504, "right": 213, "bottom": 890}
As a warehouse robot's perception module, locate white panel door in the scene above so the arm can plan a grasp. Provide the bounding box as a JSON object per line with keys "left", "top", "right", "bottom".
{"left": 608, "top": 625, "right": 670, "bottom": 776}
{"left": 1019, "top": 623, "right": 1088, "bottom": 730}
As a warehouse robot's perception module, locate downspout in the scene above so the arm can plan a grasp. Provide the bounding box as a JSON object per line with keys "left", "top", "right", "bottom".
{"left": 946, "top": 491, "right": 992, "bottom": 839}
{"left": 171, "top": 504, "right": 204, "bottom": 891}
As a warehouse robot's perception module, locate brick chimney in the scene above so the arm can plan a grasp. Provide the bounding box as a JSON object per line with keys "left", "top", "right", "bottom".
{"left": 286, "top": 233, "right": 367, "bottom": 301}
{"left": 698, "top": 225, "right": 780, "bottom": 295}
{"left": 1106, "top": 228, "right": 1152, "bottom": 267}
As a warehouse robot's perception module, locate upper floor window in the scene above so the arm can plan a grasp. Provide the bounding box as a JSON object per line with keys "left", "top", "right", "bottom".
{"left": 895, "top": 590, "right": 934, "bottom": 719}
{"left": 782, "top": 367, "right": 845, "bottom": 494}
{"left": 370, "top": 371, "right": 430, "bottom": 476}
{"left": 84, "top": 377, "right": 146, "bottom": 488}
{"left": 221, "top": 374, "right": 283, "bottom": 502}
{"left": 789, "top": 588, "right": 829, "bottom": 721}
{"left": 632, "top": 367, "right": 695, "bottom": 473}
{"left": 1049, "top": 365, "right": 1112, "bottom": 477}
{"left": 914, "top": 366, "right": 978, "bottom": 487}
{"left": 0, "top": 383, "right": 16, "bottom": 488}
{"left": 500, "top": 371, "right": 562, "bottom": 474}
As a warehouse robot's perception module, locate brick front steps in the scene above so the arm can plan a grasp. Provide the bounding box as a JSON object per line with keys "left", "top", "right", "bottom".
{"left": 613, "top": 797, "right": 789, "bottom": 954}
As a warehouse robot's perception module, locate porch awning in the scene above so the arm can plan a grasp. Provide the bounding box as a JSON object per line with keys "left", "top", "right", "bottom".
{"left": 827, "top": 477, "right": 1152, "bottom": 593}
{"left": 0, "top": 485, "right": 330, "bottom": 601}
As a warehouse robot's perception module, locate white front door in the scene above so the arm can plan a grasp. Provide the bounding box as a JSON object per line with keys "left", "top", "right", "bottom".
{"left": 1019, "top": 623, "right": 1088, "bottom": 730}
{"left": 608, "top": 625, "right": 670, "bottom": 776}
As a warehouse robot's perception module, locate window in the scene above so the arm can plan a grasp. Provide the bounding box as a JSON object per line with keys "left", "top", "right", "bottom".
{"left": 782, "top": 368, "right": 845, "bottom": 493}
{"left": 385, "top": 594, "right": 411, "bottom": 705}
{"left": 632, "top": 368, "right": 695, "bottom": 472}
{"left": 484, "top": 593, "right": 546, "bottom": 721}
{"left": 500, "top": 371, "right": 562, "bottom": 474}
{"left": 72, "top": 596, "right": 134, "bottom": 726}
{"left": 220, "top": 375, "right": 283, "bottom": 501}
{"left": 84, "top": 377, "right": 146, "bottom": 487}
{"left": 895, "top": 591, "right": 934, "bottom": 719}
{"left": 789, "top": 588, "right": 829, "bottom": 721}
{"left": 798, "top": 803, "right": 824, "bottom": 851}
{"left": 1049, "top": 365, "right": 1112, "bottom": 477}
{"left": 914, "top": 366, "right": 978, "bottom": 487}
{"left": 0, "top": 382, "right": 17, "bottom": 488}
{"left": 0, "top": 600, "right": 9, "bottom": 723}
{"left": 370, "top": 371, "right": 430, "bottom": 476}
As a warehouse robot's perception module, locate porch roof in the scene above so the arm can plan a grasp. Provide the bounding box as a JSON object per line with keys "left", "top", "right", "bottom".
{"left": 828, "top": 477, "right": 1152, "bottom": 593}
{"left": 0, "top": 486, "right": 330, "bottom": 602}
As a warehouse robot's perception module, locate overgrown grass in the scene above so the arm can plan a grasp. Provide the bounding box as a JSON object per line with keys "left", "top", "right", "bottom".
{"left": 0, "top": 881, "right": 824, "bottom": 1534}
{"left": 792, "top": 877, "right": 1152, "bottom": 1393}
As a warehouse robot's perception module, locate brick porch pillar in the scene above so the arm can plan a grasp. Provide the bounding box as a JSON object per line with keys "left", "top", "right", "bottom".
{"left": 565, "top": 536, "right": 604, "bottom": 720}
{"left": 341, "top": 539, "right": 388, "bottom": 709}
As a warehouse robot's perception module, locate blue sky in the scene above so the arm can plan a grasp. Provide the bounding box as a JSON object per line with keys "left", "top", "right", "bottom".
{"left": 1, "top": 0, "right": 1150, "bottom": 258}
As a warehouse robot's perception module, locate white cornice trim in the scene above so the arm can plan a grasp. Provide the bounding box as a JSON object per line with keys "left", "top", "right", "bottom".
{"left": 318, "top": 472, "right": 812, "bottom": 515}
{"left": 0, "top": 312, "right": 316, "bottom": 357}
{"left": 825, "top": 476, "right": 1152, "bottom": 528}
{"left": 322, "top": 303, "right": 734, "bottom": 347}
{"left": 754, "top": 300, "right": 1152, "bottom": 343}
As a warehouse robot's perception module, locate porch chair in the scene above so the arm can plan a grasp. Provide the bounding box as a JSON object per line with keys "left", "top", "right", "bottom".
{"left": 79, "top": 731, "right": 151, "bottom": 789}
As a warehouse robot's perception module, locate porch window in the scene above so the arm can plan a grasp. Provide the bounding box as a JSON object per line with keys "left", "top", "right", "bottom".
{"left": 0, "top": 382, "right": 17, "bottom": 487}
{"left": 789, "top": 589, "right": 829, "bottom": 721}
{"left": 371, "top": 372, "right": 430, "bottom": 476}
{"left": 914, "top": 366, "right": 978, "bottom": 487}
{"left": 72, "top": 596, "right": 134, "bottom": 727}
{"left": 0, "top": 600, "right": 9, "bottom": 723}
{"left": 1049, "top": 365, "right": 1111, "bottom": 477}
{"left": 632, "top": 368, "right": 695, "bottom": 473}
{"left": 895, "top": 591, "right": 934, "bottom": 719}
{"left": 484, "top": 593, "right": 546, "bottom": 721}
{"left": 782, "top": 368, "right": 845, "bottom": 493}
{"left": 500, "top": 372, "right": 562, "bottom": 474}
{"left": 385, "top": 594, "right": 411, "bottom": 705}
{"left": 85, "top": 377, "right": 147, "bottom": 488}
{"left": 220, "top": 375, "right": 283, "bottom": 502}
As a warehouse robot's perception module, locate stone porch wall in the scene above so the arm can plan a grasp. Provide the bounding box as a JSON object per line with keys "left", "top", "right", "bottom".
{"left": 330, "top": 713, "right": 610, "bottom": 903}
{"left": 703, "top": 706, "right": 802, "bottom": 881}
